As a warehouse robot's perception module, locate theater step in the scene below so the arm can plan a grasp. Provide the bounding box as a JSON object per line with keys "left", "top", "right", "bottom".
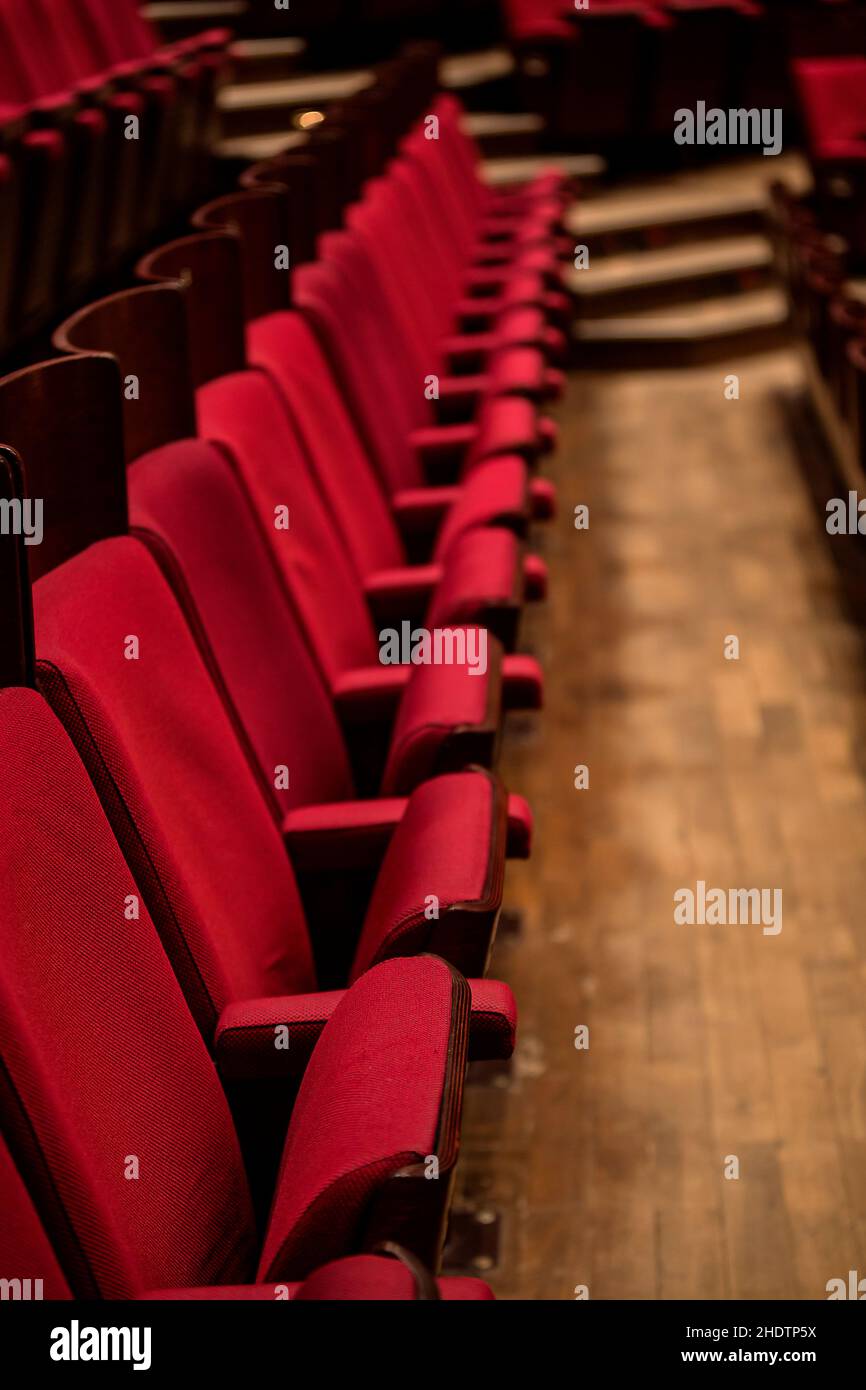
{"left": 217, "top": 68, "right": 374, "bottom": 138}
{"left": 228, "top": 37, "right": 308, "bottom": 85}
{"left": 216, "top": 128, "right": 305, "bottom": 165}
{"left": 574, "top": 286, "right": 791, "bottom": 365}
{"left": 566, "top": 153, "right": 812, "bottom": 252}
{"left": 568, "top": 235, "right": 775, "bottom": 317}
{"left": 440, "top": 47, "right": 518, "bottom": 112}
{"left": 143, "top": 0, "right": 248, "bottom": 43}
{"left": 482, "top": 153, "right": 606, "bottom": 189}
{"left": 462, "top": 111, "right": 545, "bottom": 159}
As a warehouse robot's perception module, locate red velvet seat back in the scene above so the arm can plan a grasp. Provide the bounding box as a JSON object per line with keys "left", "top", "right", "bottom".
{"left": 0, "top": 1, "right": 53, "bottom": 101}
{"left": 0, "top": 686, "right": 256, "bottom": 1298}
{"left": 109, "top": 0, "right": 161, "bottom": 62}
{"left": 502, "top": 0, "right": 576, "bottom": 40}
{"left": 78, "top": 0, "right": 155, "bottom": 68}
{"left": 249, "top": 310, "right": 405, "bottom": 579}
{"left": 129, "top": 436, "right": 357, "bottom": 812}
{"left": 294, "top": 260, "right": 423, "bottom": 500}
{"left": 36, "top": 0, "right": 109, "bottom": 84}
{"left": 0, "top": 1132, "right": 71, "bottom": 1299}
{"left": 33, "top": 536, "right": 318, "bottom": 1036}
{"left": 196, "top": 370, "right": 380, "bottom": 686}
{"left": 794, "top": 58, "right": 866, "bottom": 156}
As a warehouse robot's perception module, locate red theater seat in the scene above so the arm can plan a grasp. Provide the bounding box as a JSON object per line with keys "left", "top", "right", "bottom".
{"left": 0, "top": 689, "right": 478, "bottom": 1286}
{"left": 794, "top": 57, "right": 866, "bottom": 164}
{"left": 0, "top": 36, "right": 548, "bottom": 1310}
{"left": 142, "top": 1250, "right": 494, "bottom": 1300}
{"left": 55, "top": 277, "right": 542, "bottom": 807}
{"left": 0, "top": 358, "right": 520, "bottom": 1015}
{"left": 134, "top": 233, "right": 545, "bottom": 732}
{"left": 192, "top": 190, "right": 552, "bottom": 587}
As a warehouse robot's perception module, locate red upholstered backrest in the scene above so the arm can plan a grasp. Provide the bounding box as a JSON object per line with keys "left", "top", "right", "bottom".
{"left": 33, "top": 536, "right": 318, "bottom": 1037}
{"left": 294, "top": 260, "right": 423, "bottom": 500}
{"left": 30, "top": 0, "right": 103, "bottom": 85}
{"left": 502, "top": 0, "right": 576, "bottom": 39}
{"left": 79, "top": 0, "right": 155, "bottom": 67}
{"left": 292, "top": 1253, "right": 494, "bottom": 1300}
{"left": 0, "top": 687, "right": 255, "bottom": 1298}
{"left": 0, "top": 1133, "right": 71, "bottom": 1300}
{"left": 0, "top": 1, "right": 54, "bottom": 101}
{"left": 794, "top": 59, "right": 866, "bottom": 153}
{"left": 248, "top": 310, "right": 405, "bottom": 579}
{"left": 196, "top": 370, "right": 379, "bottom": 684}
{"left": 109, "top": 0, "right": 159, "bottom": 60}
{"left": 258, "top": 955, "right": 459, "bottom": 1280}
{"left": 128, "top": 437, "right": 356, "bottom": 812}
{"left": 323, "top": 230, "right": 432, "bottom": 426}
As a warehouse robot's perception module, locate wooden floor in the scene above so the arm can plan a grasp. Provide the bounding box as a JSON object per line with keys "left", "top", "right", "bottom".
{"left": 453, "top": 348, "right": 866, "bottom": 1300}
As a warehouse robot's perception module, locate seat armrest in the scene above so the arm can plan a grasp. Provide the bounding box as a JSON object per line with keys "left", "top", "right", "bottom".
{"left": 443, "top": 337, "right": 487, "bottom": 374}
{"left": 364, "top": 563, "right": 443, "bottom": 625}
{"left": 411, "top": 422, "right": 478, "bottom": 482}
{"left": 140, "top": 1284, "right": 295, "bottom": 1300}
{"left": 214, "top": 979, "right": 514, "bottom": 1076}
{"left": 468, "top": 978, "right": 517, "bottom": 1060}
{"left": 282, "top": 798, "right": 409, "bottom": 871}
{"left": 392, "top": 485, "right": 460, "bottom": 533}
{"left": 506, "top": 793, "right": 533, "bottom": 859}
{"left": 436, "top": 374, "right": 488, "bottom": 422}
{"left": 350, "top": 769, "right": 507, "bottom": 981}
{"left": 333, "top": 665, "right": 411, "bottom": 725}
{"left": 214, "top": 991, "right": 345, "bottom": 1080}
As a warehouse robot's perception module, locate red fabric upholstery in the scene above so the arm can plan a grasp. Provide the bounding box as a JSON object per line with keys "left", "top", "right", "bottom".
{"left": 248, "top": 310, "right": 533, "bottom": 624}
{"left": 214, "top": 991, "right": 344, "bottom": 1080}
{"left": 0, "top": 1133, "right": 72, "bottom": 1300}
{"left": 431, "top": 456, "right": 532, "bottom": 555}
{"left": 794, "top": 59, "right": 866, "bottom": 161}
{"left": 351, "top": 769, "right": 505, "bottom": 980}
{"left": 0, "top": 32, "right": 556, "bottom": 1311}
{"left": 32, "top": 534, "right": 509, "bottom": 1019}
{"left": 295, "top": 260, "right": 541, "bottom": 503}
{"left": 194, "top": 369, "right": 531, "bottom": 782}
{"left": 282, "top": 798, "right": 408, "bottom": 871}
{"left": 0, "top": 693, "right": 478, "bottom": 1294}
{"left": 382, "top": 635, "right": 501, "bottom": 795}
{"left": 467, "top": 978, "right": 519, "bottom": 1060}
{"left": 129, "top": 436, "right": 357, "bottom": 815}
{"left": 425, "top": 528, "right": 522, "bottom": 630}
{"left": 0, "top": 686, "right": 256, "bottom": 1299}
{"left": 142, "top": 1256, "right": 493, "bottom": 1301}
{"left": 257, "top": 955, "right": 466, "bottom": 1280}
{"left": 293, "top": 1254, "right": 495, "bottom": 1301}
{"left": 34, "top": 534, "right": 318, "bottom": 1036}
{"left": 197, "top": 369, "right": 390, "bottom": 688}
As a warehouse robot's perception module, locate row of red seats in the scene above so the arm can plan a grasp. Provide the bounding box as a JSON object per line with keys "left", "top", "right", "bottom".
{"left": 503, "top": 0, "right": 845, "bottom": 151}
{"left": 0, "top": 47, "right": 571, "bottom": 1299}
{"left": 793, "top": 57, "right": 866, "bottom": 262}
{"left": 507, "top": 1, "right": 770, "bottom": 150}
{"left": 0, "top": 0, "right": 228, "bottom": 356}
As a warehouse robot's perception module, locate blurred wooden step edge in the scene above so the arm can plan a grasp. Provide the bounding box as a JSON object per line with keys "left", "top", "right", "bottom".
{"left": 482, "top": 153, "right": 606, "bottom": 189}
{"left": 569, "top": 236, "right": 775, "bottom": 316}
{"left": 228, "top": 37, "right": 307, "bottom": 85}
{"left": 573, "top": 287, "right": 792, "bottom": 366}
{"left": 462, "top": 111, "right": 545, "bottom": 160}
{"left": 143, "top": 0, "right": 247, "bottom": 42}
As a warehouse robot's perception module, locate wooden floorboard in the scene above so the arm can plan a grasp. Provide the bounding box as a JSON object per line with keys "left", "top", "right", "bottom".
{"left": 453, "top": 348, "right": 866, "bottom": 1299}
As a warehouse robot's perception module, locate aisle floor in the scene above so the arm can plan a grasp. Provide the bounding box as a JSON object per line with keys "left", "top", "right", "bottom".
{"left": 454, "top": 349, "right": 866, "bottom": 1300}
